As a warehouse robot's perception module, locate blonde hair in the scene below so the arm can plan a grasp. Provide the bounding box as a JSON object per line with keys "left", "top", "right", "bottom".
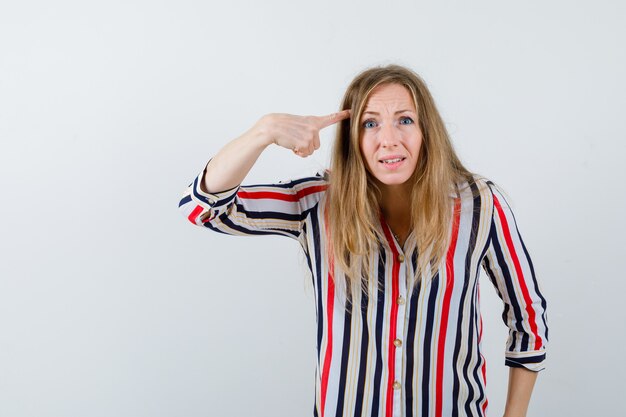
{"left": 327, "top": 64, "right": 475, "bottom": 291}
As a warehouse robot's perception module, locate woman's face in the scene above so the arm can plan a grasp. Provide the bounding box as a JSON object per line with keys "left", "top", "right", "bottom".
{"left": 359, "top": 83, "right": 423, "bottom": 192}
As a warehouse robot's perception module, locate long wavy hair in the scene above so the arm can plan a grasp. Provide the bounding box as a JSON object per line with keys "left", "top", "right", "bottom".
{"left": 327, "top": 64, "right": 475, "bottom": 290}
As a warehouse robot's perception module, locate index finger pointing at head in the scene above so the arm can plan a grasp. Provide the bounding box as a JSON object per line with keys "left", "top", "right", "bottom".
{"left": 315, "top": 109, "right": 351, "bottom": 129}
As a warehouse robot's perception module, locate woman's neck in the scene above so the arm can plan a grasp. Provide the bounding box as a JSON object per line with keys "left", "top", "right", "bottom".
{"left": 378, "top": 183, "right": 412, "bottom": 246}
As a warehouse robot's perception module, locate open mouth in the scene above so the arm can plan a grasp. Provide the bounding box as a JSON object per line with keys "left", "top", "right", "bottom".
{"left": 379, "top": 157, "right": 406, "bottom": 164}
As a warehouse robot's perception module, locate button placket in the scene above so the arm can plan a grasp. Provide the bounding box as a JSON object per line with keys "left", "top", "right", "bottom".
{"left": 392, "top": 250, "right": 408, "bottom": 416}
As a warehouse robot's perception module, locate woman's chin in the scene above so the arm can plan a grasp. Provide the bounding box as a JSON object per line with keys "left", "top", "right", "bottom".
{"left": 374, "top": 174, "right": 413, "bottom": 187}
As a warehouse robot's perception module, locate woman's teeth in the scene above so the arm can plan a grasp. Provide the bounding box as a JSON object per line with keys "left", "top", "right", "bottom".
{"left": 382, "top": 158, "right": 403, "bottom": 164}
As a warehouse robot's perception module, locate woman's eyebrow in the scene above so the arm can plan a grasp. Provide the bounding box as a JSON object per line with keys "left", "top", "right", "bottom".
{"left": 362, "top": 109, "right": 414, "bottom": 116}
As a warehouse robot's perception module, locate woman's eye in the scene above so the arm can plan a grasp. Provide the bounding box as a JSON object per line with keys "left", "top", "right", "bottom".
{"left": 363, "top": 120, "right": 378, "bottom": 129}
{"left": 399, "top": 117, "right": 414, "bottom": 125}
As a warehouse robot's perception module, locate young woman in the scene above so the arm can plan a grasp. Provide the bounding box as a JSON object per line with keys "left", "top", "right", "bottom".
{"left": 179, "top": 65, "right": 548, "bottom": 417}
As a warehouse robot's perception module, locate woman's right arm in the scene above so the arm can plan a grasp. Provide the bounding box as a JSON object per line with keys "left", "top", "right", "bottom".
{"left": 179, "top": 111, "right": 350, "bottom": 238}
{"left": 201, "top": 111, "right": 350, "bottom": 194}
{"left": 200, "top": 118, "right": 271, "bottom": 194}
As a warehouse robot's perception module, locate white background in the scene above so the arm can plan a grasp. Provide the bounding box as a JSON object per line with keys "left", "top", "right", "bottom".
{"left": 1, "top": 1, "right": 624, "bottom": 416}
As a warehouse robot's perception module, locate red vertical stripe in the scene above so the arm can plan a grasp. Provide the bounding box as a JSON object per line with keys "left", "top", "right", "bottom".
{"left": 187, "top": 205, "right": 203, "bottom": 224}
{"left": 320, "top": 265, "right": 335, "bottom": 417}
{"left": 480, "top": 353, "right": 488, "bottom": 415}
{"left": 320, "top": 207, "right": 335, "bottom": 417}
{"left": 380, "top": 216, "right": 400, "bottom": 417}
{"left": 493, "top": 195, "right": 542, "bottom": 349}
{"left": 435, "top": 198, "right": 461, "bottom": 417}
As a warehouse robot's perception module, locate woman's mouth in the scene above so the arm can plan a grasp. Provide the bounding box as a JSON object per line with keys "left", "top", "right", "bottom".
{"left": 379, "top": 156, "right": 406, "bottom": 169}
{"left": 380, "top": 157, "right": 405, "bottom": 164}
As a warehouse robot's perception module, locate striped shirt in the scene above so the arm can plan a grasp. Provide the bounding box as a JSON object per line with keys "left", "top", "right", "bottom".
{"left": 178, "top": 169, "right": 548, "bottom": 417}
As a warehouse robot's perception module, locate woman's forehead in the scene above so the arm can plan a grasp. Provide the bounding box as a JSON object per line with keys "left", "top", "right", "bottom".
{"left": 363, "top": 83, "right": 416, "bottom": 113}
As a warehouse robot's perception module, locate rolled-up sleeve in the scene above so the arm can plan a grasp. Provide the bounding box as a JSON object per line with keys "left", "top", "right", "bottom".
{"left": 178, "top": 166, "right": 328, "bottom": 240}
{"left": 178, "top": 168, "right": 240, "bottom": 226}
{"left": 481, "top": 184, "right": 549, "bottom": 372}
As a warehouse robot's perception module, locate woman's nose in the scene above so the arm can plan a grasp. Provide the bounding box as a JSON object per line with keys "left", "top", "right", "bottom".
{"left": 380, "top": 123, "right": 401, "bottom": 147}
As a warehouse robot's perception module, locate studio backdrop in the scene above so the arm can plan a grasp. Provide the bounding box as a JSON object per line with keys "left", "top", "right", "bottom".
{"left": 1, "top": 1, "right": 624, "bottom": 416}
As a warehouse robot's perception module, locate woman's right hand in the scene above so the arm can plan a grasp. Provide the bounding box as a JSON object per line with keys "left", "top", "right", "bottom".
{"left": 201, "top": 110, "right": 350, "bottom": 193}
{"left": 255, "top": 110, "right": 351, "bottom": 157}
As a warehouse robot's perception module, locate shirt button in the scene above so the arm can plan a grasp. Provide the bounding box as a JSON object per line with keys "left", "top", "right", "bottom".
{"left": 393, "top": 339, "right": 402, "bottom": 347}
{"left": 397, "top": 254, "right": 405, "bottom": 263}
{"left": 397, "top": 296, "right": 405, "bottom": 305}
{"left": 393, "top": 381, "right": 401, "bottom": 390}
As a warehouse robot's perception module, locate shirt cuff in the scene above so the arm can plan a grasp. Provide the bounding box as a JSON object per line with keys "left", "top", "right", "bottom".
{"left": 505, "top": 350, "right": 546, "bottom": 372}
{"left": 190, "top": 168, "right": 240, "bottom": 211}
